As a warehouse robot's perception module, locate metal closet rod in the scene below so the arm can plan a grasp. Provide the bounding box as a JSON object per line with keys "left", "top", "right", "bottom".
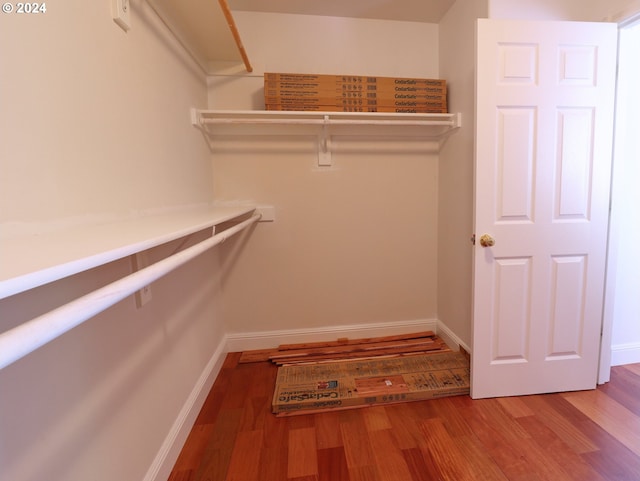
{"left": 0, "top": 213, "right": 261, "bottom": 371}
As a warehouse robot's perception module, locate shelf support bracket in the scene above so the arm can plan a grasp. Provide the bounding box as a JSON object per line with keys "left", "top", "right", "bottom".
{"left": 318, "top": 115, "right": 332, "bottom": 166}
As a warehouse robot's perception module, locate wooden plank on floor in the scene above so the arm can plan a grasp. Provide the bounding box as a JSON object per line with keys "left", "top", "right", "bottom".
{"left": 277, "top": 331, "right": 436, "bottom": 351}
{"left": 370, "top": 429, "right": 415, "bottom": 481}
{"left": 288, "top": 427, "right": 319, "bottom": 478}
{"left": 623, "top": 363, "right": 640, "bottom": 377}
{"left": 419, "top": 418, "right": 477, "bottom": 481}
{"left": 239, "top": 331, "right": 446, "bottom": 364}
{"left": 277, "top": 350, "right": 449, "bottom": 367}
{"left": 519, "top": 394, "right": 600, "bottom": 455}
{"left": 563, "top": 389, "right": 640, "bottom": 457}
{"left": 239, "top": 348, "right": 278, "bottom": 364}
{"left": 273, "top": 343, "right": 450, "bottom": 366}
{"left": 225, "top": 430, "right": 264, "bottom": 481}
{"left": 340, "top": 415, "right": 376, "bottom": 469}
{"left": 317, "top": 447, "right": 350, "bottom": 481}
{"left": 269, "top": 337, "right": 439, "bottom": 362}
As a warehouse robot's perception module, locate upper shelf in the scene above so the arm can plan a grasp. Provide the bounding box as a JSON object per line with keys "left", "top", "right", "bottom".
{"left": 192, "top": 109, "right": 461, "bottom": 129}
{"left": 191, "top": 109, "right": 462, "bottom": 165}
{"left": 145, "top": 0, "right": 252, "bottom": 73}
{"left": 0, "top": 205, "right": 257, "bottom": 300}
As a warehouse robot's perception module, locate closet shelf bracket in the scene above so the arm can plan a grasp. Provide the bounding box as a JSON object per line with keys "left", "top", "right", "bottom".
{"left": 319, "top": 115, "right": 332, "bottom": 166}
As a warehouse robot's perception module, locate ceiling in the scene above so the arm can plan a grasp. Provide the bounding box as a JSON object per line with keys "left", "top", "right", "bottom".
{"left": 227, "top": 0, "right": 457, "bottom": 24}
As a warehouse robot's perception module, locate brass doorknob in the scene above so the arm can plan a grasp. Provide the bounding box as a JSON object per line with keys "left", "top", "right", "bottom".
{"left": 479, "top": 234, "right": 495, "bottom": 247}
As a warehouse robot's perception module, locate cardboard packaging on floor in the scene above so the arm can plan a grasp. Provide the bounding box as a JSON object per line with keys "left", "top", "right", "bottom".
{"left": 272, "top": 351, "right": 470, "bottom": 416}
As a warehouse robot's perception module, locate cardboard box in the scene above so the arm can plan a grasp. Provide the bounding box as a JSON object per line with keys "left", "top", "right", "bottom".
{"left": 264, "top": 72, "right": 446, "bottom": 88}
{"left": 265, "top": 94, "right": 447, "bottom": 106}
{"left": 272, "top": 352, "right": 470, "bottom": 415}
{"left": 265, "top": 104, "right": 447, "bottom": 113}
{"left": 264, "top": 73, "right": 448, "bottom": 114}
{"left": 264, "top": 85, "right": 446, "bottom": 98}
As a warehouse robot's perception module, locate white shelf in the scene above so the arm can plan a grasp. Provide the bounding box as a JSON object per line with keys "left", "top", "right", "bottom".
{"left": 145, "top": 0, "right": 252, "bottom": 73}
{"left": 191, "top": 109, "right": 461, "bottom": 166}
{"left": 192, "top": 109, "right": 461, "bottom": 130}
{"left": 0, "top": 205, "right": 257, "bottom": 299}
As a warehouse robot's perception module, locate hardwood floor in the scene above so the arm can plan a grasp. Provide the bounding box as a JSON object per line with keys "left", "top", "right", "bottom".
{"left": 169, "top": 354, "right": 640, "bottom": 481}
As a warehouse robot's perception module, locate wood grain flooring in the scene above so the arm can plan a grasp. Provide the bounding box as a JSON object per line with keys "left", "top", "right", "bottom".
{"left": 168, "top": 354, "right": 640, "bottom": 481}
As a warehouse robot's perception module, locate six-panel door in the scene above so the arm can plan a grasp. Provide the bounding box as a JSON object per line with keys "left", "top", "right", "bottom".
{"left": 472, "top": 19, "right": 617, "bottom": 398}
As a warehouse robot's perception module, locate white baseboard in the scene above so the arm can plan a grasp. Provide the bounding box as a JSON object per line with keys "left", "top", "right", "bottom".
{"left": 611, "top": 342, "right": 640, "bottom": 366}
{"left": 436, "top": 320, "right": 471, "bottom": 354}
{"left": 143, "top": 337, "right": 228, "bottom": 481}
{"left": 225, "top": 318, "right": 439, "bottom": 352}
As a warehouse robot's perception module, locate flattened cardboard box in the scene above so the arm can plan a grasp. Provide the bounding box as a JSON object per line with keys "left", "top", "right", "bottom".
{"left": 272, "top": 352, "right": 469, "bottom": 415}
{"left": 264, "top": 73, "right": 447, "bottom": 101}
{"left": 265, "top": 96, "right": 447, "bottom": 108}
{"left": 264, "top": 84, "right": 447, "bottom": 96}
{"left": 265, "top": 105, "right": 448, "bottom": 113}
{"left": 264, "top": 85, "right": 447, "bottom": 100}
{"left": 264, "top": 72, "right": 446, "bottom": 88}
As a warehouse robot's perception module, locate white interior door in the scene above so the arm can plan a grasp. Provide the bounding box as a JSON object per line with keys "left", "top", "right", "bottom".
{"left": 472, "top": 19, "right": 617, "bottom": 399}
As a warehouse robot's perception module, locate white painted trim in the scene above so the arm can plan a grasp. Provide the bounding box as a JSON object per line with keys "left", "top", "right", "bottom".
{"left": 436, "top": 320, "right": 471, "bottom": 354}
{"left": 225, "top": 318, "right": 438, "bottom": 352}
{"left": 605, "top": 3, "right": 640, "bottom": 25}
{"left": 143, "top": 337, "right": 229, "bottom": 481}
{"left": 611, "top": 342, "right": 640, "bottom": 366}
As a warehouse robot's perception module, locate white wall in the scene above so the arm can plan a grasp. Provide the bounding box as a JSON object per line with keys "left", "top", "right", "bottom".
{"left": 208, "top": 12, "right": 442, "bottom": 338}
{"left": 437, "top": 0, "right": 489, "bottom": 349}
{"left": 0, "top": 1, "right": 225, "bottom": 480}
{"left": 0, "top": 2, "right": 212, "bottom": 223}
{"left": 607, "top": 21, "right": 640, "bottom": 365}
{"left": 209, "top": 11, "right": 440, "bottom": 109}
{"left": 489, "top": 0, "right": 640, "bottom": 21}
